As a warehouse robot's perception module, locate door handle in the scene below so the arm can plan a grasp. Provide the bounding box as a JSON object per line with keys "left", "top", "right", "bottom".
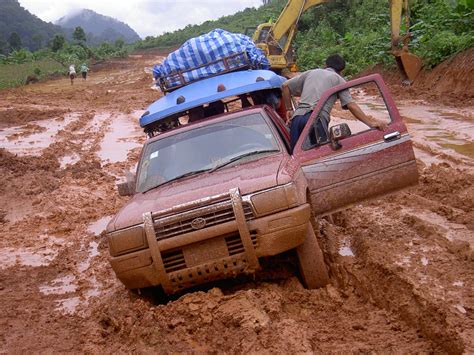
{"left": 384, "top": 131, "right": 401, "bottom": 142}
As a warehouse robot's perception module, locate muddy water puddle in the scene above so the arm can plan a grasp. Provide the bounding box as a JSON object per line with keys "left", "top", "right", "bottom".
{"left": 0, "top": 113, "right": 80, "bottom": 156}
{"left": 39, "top": 275, "right": 77, "bottom": 295}
{"left": 350, "top": 95, "right": 474, "bottom": 166}
{"left": 59, "top": 153, "right": 81, "bottom": 168}
{"left": 401, "top": 207, "right": 474, "bottom": 248}
{"left": 78, "top": 241, "right": 100, "bottom": 273}
{"left": 0, "top": 234, "right": 65, "bottom": 269}
{"left": 440, "top": 141, "right": 474, "bottom": 159}
{"left": 412, "top": 146, "right": 446, "bottom": 165}
{"left": 87, "top": 215, "right": 112, "bottom": 235}
{"left": 0, "top": 247, "right": 57, "bottom": 268}
{"left": 97, "top": 111, "right": 143, "bottom": 164}
{"left": 398, "top": 103, "right": 474, "bottom": 165}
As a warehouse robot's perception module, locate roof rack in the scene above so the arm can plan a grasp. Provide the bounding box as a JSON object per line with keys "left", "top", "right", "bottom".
{"left": 157, "top": 52, "right": 252, "bottom": 93}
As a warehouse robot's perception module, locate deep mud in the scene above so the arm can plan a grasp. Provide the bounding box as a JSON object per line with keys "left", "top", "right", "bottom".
{"left": 0, "top": 50, "right": 473, "bottom": 353}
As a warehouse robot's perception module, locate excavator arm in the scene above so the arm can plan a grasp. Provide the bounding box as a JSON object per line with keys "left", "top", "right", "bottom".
{"left": 390, "top": 0, "right": 423, "bottom": 83}
{"left": 253, "top": 0, "right": 423, "bottom": 82}
{"left": 270, "top": 0, "right": 329, "bottom": 41}
{"left": 253, "top": 0, "right": 329, "bottom": 70}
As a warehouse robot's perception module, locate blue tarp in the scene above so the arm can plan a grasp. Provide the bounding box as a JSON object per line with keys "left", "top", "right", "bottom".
{"left": 152, "top": 29, "right": 270, "bottom": 89}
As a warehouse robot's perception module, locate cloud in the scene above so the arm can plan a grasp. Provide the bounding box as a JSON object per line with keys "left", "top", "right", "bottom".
{"left": 18, "top": 0, "right": 264, "bottom": 38}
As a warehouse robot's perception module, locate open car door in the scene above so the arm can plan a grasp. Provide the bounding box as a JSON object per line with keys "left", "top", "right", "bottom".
{"left": 292, "top": 74, "right": 418, "bottom": 216}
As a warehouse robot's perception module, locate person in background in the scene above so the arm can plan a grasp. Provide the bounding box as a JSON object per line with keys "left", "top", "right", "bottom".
{"left": 282, "top": 54, "right": 387, "bottom": 152}
{"left": 80, "top": 63, "right": 89, "bottom": 80}
{"left": 68, "top": 64, "right": 76, "bottom": 85}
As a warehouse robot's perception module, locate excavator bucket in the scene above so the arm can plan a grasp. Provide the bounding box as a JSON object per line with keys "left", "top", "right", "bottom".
{"left": 395, "top": 51, "right": 423, "bottom": 83}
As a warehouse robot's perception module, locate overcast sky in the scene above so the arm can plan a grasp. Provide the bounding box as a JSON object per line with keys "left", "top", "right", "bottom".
{"left": 18, "top": 0, "right": 264, "bottom": 39}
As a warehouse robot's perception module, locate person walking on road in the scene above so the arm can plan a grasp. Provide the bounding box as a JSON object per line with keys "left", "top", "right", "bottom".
{"left": 80, "top": 63, "right": 89, "bottom": 80}
{"left": 282, "top": 54, "right": 387, "bottom": 152}
{"left": 68, "top": 64, "right": 76, "bottom": 85}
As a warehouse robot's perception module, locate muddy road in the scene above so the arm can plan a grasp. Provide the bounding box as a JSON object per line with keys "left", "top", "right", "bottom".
{"left": 0, "top": 51, "right": 473, "bottom": 353}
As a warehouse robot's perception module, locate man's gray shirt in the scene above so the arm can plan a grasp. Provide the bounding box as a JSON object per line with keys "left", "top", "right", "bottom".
{"left": 286, "top": 68, "right": 353, "bottom": 123}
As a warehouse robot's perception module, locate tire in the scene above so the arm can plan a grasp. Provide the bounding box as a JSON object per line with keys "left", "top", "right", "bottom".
{"left": 296, "top": 223, "right": 329, "bottom": 289}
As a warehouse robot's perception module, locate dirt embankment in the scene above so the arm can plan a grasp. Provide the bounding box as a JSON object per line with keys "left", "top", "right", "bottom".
{"left": 0, "top": 48, "right": 473, "bottom": 353}
{"left": 362, "top": 48, "right": 474, "bottom": 107}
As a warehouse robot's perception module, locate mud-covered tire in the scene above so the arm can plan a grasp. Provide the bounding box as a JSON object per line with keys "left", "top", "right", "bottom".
{"left": 296, "top": 223, "right": 329, "bottom": 289}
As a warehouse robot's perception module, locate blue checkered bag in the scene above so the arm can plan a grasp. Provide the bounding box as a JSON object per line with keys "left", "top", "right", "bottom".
{"left": 153, "top": 29, "right": 270, "bottom": 91}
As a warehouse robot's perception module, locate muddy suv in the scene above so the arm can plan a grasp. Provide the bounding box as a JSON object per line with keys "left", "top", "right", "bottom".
{"left": 106, "top": 71, "right": 418, "bottom": 294}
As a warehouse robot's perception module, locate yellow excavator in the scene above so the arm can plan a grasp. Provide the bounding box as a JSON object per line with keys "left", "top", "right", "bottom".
{"left": 252, "top": 0, "right": 423, "bottom": 83}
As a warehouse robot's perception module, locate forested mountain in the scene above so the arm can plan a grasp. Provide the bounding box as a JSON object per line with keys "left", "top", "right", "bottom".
{"left": 56, "top": 9, "right": 141, "bottom": 45}
{"left": 0, "top": 0, "right": 63, "bottom": 53}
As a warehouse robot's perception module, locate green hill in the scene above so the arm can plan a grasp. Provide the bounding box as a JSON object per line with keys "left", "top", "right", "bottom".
{"left": 0, "top": 0, "right": 63, "bottom": 53}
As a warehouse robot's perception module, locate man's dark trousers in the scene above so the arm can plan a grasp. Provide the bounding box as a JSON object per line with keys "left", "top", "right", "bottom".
{"left": 290, "top": 111, "right": 328, "bottom": 153}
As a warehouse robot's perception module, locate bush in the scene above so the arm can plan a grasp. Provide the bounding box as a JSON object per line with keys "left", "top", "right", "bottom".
{"left": 295, "top": 0, "right": 473, "bottom": 74}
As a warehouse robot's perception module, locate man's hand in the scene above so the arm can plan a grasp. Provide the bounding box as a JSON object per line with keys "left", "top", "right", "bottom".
{"left": 368, "top": 117, "right": 388, "bottom": 131}
{"left": 347, "top": 103, "right": 388, "bottom": 131}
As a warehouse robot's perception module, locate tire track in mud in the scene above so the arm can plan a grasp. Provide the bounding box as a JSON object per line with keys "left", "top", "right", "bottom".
{"left": 0, "top": 103, "right": 140, "bottom": 350}
{"left": 320, "top": 163, "right": 474, "bottom": 353}
{"left": 0, "top": 51, "right": 473, "bottom": 353}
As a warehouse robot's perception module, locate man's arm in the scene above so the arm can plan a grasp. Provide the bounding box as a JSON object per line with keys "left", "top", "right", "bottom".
{"left": 281, "top": 82, "right": 293, "bottom": 114}
{"left": 346, "top": 102, "right": 388, "bottom": 131}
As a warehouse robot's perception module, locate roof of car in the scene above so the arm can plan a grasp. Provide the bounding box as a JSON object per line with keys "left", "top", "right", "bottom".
{"left": 140, "top": 69, "right": 286, "bottom": 128}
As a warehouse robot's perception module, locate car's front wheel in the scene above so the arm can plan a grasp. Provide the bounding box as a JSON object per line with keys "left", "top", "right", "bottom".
{"left": 296, "top": 223, "right": 330, "bottom": 289}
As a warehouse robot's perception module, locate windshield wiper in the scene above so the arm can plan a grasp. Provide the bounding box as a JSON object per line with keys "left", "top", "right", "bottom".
{"left": 142, "top": 149, "right": 279, "bottom": 193}
{"left": 142, "top": 168, "right": 211, "bottom": 193}
{"left": 209, "top": 149, "right": 279, "bottom": 173}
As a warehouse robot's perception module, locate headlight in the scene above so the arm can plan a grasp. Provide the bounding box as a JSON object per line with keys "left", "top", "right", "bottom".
{"left": 250, "top": 183, "right": 298, "bottom": 216}
{"left": 107, "top": 225, "right": 147, "bottom": 257}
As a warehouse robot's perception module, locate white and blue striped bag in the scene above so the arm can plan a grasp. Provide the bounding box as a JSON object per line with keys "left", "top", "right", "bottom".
{"left": 153, "top": 29, "right": 270, "bottom": 90}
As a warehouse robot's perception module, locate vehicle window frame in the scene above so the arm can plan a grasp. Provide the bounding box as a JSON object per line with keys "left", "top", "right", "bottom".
{"left": 135, "top": 110, "right": 284, "bottom": 193}
{"left": 292, "top": 74, "right": 406, "bottom": 161}
{"left": 301, "top": 79, "right": 393, "bottom": 151}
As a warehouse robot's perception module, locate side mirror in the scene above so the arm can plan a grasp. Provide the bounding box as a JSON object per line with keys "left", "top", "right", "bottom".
{"left": 117, "top": 172, "right": 136, "bottom": 196}
{"left": 329, "top": 123, "right": 352, "bottom": 150}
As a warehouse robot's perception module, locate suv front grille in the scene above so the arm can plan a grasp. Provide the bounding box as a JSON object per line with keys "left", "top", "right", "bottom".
{"left": 154, "top": 200, "right": 254, "bottom": 241}
{"left": 162, "top": 249, "right": 186, "bottom": 273}
{"left": 162, "top": 232, "right": 258, "bottom": 275}
{"left": 225, "top": 232, "right": 258, "bottom": 256}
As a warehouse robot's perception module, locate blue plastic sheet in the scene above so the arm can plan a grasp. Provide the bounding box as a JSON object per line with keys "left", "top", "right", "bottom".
{"left": 152, "top": 29, "right": 270, "bottom": 90}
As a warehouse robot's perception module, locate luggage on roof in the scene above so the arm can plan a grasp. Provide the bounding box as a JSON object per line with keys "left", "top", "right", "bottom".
{"left": 152, "top": 29, "right": 270, "bottom": 92}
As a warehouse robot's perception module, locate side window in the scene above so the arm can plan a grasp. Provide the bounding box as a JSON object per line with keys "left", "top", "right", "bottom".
{"left": 303, "top": 81, "right": 392, "bottom": 150}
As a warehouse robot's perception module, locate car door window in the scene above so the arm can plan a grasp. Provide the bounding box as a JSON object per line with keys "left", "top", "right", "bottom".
{"left": 293, "top": 74, "right": 418, "bottom": 216}
{"left": 302, "top": 81, "right": 392, "bottom": 150}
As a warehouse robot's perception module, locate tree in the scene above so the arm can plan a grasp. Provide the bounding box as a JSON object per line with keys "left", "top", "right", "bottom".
{"left": 32, "top": 34, "right": 44, "bottom": 50}
{"left": 73, "top": 26, "right": 87, "bottom": 43}
{"left": 0, "top": 39, "right": 9, "bottom": 55}
{"left": 8, "top": 32, "right": 22, "bottom": 51}
{"left": 114, "top": 38, "right": 125, "bottom": 49}
{"left": 51, "top": 34, "right": 66, "bottom": 52}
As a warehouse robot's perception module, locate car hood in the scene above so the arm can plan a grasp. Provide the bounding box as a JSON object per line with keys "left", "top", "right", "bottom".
{"left": 108, "top": 153, "right": 285, "bottom": 231}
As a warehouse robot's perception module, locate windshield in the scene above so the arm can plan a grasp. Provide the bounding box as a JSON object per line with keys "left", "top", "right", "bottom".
{"left": 137, "top": 113, "right": 280, "bottom": 193}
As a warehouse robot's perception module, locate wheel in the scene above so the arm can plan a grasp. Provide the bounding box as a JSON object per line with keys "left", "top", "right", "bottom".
{"left": 296, "top": 223, "right": 329, "bottom": 289}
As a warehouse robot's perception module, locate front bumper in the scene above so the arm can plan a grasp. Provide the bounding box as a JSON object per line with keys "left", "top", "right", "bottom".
{"left": 109, "top": 188, "right": 310, "bottom": 293}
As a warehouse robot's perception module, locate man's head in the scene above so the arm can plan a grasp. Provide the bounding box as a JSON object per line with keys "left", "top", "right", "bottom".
{"left": 325, "top": 54, "right": 346, "bottom": 74}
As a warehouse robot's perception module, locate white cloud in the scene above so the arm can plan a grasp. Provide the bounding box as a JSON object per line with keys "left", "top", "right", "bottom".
{"left": 18, "top": 0, "right": 264, "bottom": 39}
